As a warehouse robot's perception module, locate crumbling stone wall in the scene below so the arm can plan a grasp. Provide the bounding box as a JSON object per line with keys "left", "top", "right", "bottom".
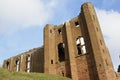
{"left": 3, "top": 46, "right": 44, "bottom": 73}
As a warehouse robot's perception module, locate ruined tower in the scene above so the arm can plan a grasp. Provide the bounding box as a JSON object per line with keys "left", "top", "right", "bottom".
{"left": 44, "top": 2, "right": 117, "bottom": 80}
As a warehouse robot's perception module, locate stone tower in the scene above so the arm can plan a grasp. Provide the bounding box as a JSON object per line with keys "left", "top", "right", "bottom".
{"left": 44, "top": 2, "right": 117, "bottom": 80}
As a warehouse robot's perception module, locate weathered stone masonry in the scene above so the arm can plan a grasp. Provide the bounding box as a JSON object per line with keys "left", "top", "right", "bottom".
{"left": 3, "top": 47, "right": 44, "bottom": 73}
{"left": 3, "top": 2, "right": 120, "bottom": 80}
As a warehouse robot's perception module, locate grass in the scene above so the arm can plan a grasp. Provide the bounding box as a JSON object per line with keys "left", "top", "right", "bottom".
{"left": 0, "top": 68, "right": 72, "bottom": 80}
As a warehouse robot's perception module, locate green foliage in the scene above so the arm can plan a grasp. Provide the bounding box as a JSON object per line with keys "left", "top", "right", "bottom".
{"left": 0, "top": 68, "right": 71, "bottom": 80}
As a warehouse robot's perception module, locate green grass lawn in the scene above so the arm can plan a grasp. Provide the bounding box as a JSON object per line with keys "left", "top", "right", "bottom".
{"left": 0, "top": 68, "right": 72, "bottom": 80}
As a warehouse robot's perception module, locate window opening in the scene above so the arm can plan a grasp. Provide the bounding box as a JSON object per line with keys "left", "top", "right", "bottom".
{"left": 105, "top": 60, "right": 108, "bottom": 66}
{"left": 75, "top": 21, "right": 79, "bottom": 27}
{"left": 6, "top": 61, "right": 10, "bottom": 70}
{"left": 77, "top": 44, "right": 82, "bottom": 55}
{"left": 26, "top": 55, "right": 30, "bottom": 72}
{"left": 51, "top": 60, "right": 53, "bottom": 64}
{"left": 62, "top": 71, "right": 64, "bottom": 76}
{"left": 76, "top": 37, "right": 86, "bottom": 54}
{"left": 58, "top": 28, "right": 62, "bottom": 34}
{"left": 27, "top": 69, "right": 30, "bottom": 72}
{"left": 100, "top": 40, "right": 102, "bottom": 45}
{"left": 76, "top": 37, "right": 85, "bottom": 45}
{"left": 50, "top": 29, "right": 52, "bottom": 33}
{"left": 58, "top": 43, "right": 65, "bottom": 62}
{"left": 16, "top": 59, "right": 20, "bottom": 72}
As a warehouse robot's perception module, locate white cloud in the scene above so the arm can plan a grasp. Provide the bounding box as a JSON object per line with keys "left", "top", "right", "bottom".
{"left": 96, "top": 8, "right": 120, "bottom": 71}
{"left": 0, "top": 0, "right": 62, "bottom": 34}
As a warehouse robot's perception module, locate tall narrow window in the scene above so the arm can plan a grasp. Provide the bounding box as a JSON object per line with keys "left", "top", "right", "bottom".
{"left": 76, "top": 37, "right": 86, "bottom": 55}
{"left": 58, "top": 43, "right": 65, "bottom": 62}
{"left": 26, "top": 55, "right": 30, "bottom": 72}
{"left": 62, "top": 71, "right": 64, "bottom": 76}
{"left": 16, "top": 60, "right": 20, "bottom": 72}
{"left": 50, "top": 29, "right": 52, "bottom": 33}
{"left": 6, "top": 61, "right": 10, "bottom": 70}
{"left": 51, "top": 60, "right": 53, "bottom": 64}
{"left": 58, "top": 28, "right": 62, "bottom": 34}
{"left": 77, "top": 44, "right": 82, "bottom": 55}
{"left": 100, "top": 40, "right": 102, "bottom": 45}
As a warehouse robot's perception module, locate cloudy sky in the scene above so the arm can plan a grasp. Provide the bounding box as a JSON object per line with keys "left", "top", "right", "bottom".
{"left": 0, "top": 0, "right": 120, "bottom": 71}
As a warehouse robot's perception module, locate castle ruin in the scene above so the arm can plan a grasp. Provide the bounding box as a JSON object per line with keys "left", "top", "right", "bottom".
{"left": 3, "top": 2, "right": 120, "bottom": 80}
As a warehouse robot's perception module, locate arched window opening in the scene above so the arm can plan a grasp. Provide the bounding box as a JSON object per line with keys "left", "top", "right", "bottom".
{"left": 58, "top": 43, "right": 65, "bottom": 62}
{"left": 75, "top": 21, "right": 79, "bottom": 27}
{"left": 16, "top": 59, "right": 20, "bottom": 72}
{"left": 58, "top": 28, "right": 62, "bottom": 34}
{"left": 6, "top": 61, "right": 10, "bottom": 70}
{"left": 26, "top": 55, "right": 30, "bottom": 72}
{"left": 76, "top": 37, "right": 86, "bottom": 55}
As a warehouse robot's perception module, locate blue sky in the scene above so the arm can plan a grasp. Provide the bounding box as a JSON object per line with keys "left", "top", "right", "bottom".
{"left": 0, "top": 0, "right": 120, "bottom": 71}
